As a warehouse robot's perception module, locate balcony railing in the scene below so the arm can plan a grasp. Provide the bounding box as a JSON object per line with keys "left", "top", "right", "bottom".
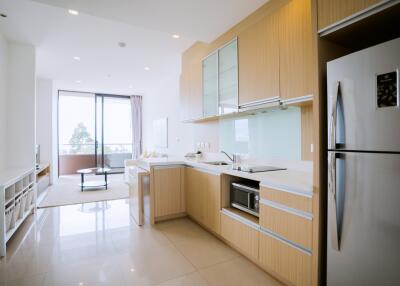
{"left": 58, "top": 143, "right": 133, "bottom": 175}
{"left": 59, "top": 143, "right": 132, "bottom": 155}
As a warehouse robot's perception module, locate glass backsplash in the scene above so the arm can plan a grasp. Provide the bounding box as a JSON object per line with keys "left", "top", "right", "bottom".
{"left": 219, "top": 107, "right": 301, "bottom": 160}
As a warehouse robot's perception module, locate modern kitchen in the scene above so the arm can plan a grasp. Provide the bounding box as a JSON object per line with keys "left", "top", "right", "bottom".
{"left": 125, "top": 1, "right": 400, "bottom": 285}
{"left": 0, "top": 0, "right": 399, "bottom": 285}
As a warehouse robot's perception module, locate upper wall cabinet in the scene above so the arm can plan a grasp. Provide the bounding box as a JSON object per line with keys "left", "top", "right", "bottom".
{"left": 203, "top": 52, "right": 219, "bottom": 117}
{"left": 279, "top": 0, "right": 315, "bottom": 101}
{"left": 218, "top": 40, "right": 238, "bottom": 114}
{"left": 180, "top": 44, "right": 206, "bottom": 121}
{"left": 202, "top": 39, "right": 238, "bottom": 117}
{"left": 180, "top": 0, "right": 317, "bottom": 121}
{"left": 238, "top": 11, "right": 280, "bottom": 107}
{"left": 180, "top": 62, "right": 203, "bottom": 121}
{"left": 317, "top": 0, "right": 383, "bottom": 30}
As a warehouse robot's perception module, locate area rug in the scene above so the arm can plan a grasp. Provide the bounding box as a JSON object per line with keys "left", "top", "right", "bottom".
{"left": 38, "top": 174, "right": 129, "bottom": 208}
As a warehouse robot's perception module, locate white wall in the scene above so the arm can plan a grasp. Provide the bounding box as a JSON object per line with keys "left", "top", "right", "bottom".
{"left": 142, "top": 71, "right": 195, "bottom": 155}
{"left": 0, "top": 35, "right": 8, "bottom": 170}
{"left": 5, "top": 42, "right": 36, "bottom": 169}
{"left": 36, "top": 78, "right": 53, "bottom": 165}
{"left": 142, "top": 61, "right": 220, "bottom": 156}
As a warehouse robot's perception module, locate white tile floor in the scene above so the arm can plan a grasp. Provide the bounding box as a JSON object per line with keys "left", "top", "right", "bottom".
{"left": 0, "top": 200, "right": 282, "bottom": 286}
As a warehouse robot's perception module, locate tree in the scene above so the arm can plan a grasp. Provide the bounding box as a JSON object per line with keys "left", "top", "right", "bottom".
{"left": 69, "top": 122, "right": 94, "bottom": 154}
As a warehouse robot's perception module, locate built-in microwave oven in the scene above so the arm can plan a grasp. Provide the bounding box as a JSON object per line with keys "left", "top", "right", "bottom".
{"left": 230, "top": 182, "right": 259, "bottom": 217}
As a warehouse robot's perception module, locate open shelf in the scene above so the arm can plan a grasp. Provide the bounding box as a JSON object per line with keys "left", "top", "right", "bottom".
{"left": 5, "top": 204, "right": 34, "bottom": 242}
{"left": 1, "top": 167, "right": 36, "bottom": 257}
{"left": 222, "top": 207, "right": 259, "bottom": 225}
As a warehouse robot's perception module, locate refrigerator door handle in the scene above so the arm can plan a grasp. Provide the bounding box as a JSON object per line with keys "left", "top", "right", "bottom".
{"left": 328, "top": 152, "right": 340, "bottom": 250}
{"left": 329, "top": 81, "right": 340, "bottom": 149}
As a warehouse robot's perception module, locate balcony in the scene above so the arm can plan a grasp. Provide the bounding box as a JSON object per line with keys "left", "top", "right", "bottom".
{"left": 59, "top": 144, "right": 132, "bottom": 175}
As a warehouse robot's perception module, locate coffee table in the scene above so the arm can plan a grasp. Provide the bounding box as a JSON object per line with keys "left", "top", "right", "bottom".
{"left": 76, "top": 168, "right": 111, "bottom": 191}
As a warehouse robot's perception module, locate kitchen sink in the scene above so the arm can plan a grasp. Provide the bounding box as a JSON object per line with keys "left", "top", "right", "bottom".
{"left": 203, "top": 161, "right": 231, "bottom": 166}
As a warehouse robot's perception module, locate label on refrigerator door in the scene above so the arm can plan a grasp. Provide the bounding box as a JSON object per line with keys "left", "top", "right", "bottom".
{"left": 376, "top": 71, "right": 398, "bottom": 108}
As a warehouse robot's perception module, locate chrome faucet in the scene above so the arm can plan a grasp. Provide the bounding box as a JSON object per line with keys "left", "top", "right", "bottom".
{"left": 221, "top": 150, "right": 238, "bottom": 163}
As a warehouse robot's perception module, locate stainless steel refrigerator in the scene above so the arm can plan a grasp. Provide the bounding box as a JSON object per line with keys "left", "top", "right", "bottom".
{"left": 327, "top": 38, "right": 400, "bottom": 285}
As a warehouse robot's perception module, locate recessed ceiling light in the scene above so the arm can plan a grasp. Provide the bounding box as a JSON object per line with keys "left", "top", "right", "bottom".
{"left": 68, "top": 9, "right": 79, "bottom": 15}
{"left": 0, "top": 13, "right": 7, "bottom": 18}
{"left": 129, "top": 85, "right": 133, "bottom": 89}
{"left": 73, "top": 56, "right": 80, "bottom": 61}
{"left": 75, "top": 80, "right": 81, "bottom": 83}
{"left": 172, "top": 34, "right": 180, "bottom": 39}
{"left": 144, "top": 67, "right": 150, "bottom": 71}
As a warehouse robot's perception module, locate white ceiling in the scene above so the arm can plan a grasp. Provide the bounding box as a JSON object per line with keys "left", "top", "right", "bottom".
{"left": 0, "top": 0, "right": 267, "bottom": 95}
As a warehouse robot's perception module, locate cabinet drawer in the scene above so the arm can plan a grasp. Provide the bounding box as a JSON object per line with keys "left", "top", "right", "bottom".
{"left": 260, "top": 201, "right": 312, "bottom": 250}
{"left": 260, "top": 186, "right": 312, "bottom": 213}
{"left": 259, "top": 230, "right": 311, "bottom": 286}
{"left": 220, "top": 211, "right": 259, "bottom": 261}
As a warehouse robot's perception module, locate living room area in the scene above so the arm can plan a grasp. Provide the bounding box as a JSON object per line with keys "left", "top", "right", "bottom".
{"left": 35, "top": 85, "right": 142, "bottom": 208}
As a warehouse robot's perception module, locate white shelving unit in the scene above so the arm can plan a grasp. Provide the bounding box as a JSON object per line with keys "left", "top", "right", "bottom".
{"left": 0, "top": 167, "right": 36, "bottom": 257}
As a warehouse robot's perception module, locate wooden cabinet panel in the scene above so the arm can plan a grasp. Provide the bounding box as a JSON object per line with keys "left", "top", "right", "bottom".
{"left": 185, "top": 167, "right": 221, "bottom": 234}
{"left": 180, "top": 43, "right": 206, "bottom": 121}
{"left": 238, "top": 11, "right": 280, "bottom": 105}
{"left": 259, "top": 231, "right": 312, "bottom": 286}
{"left": 279, "top": 0, "right": 315, "bottom": 100}
{"left": 221, "top": 212, "right": 259, "bottom": 261}
{"left": 185, "top": 167, "right": 203, "bottom": 222}
{"left": 203, "top": 172, "right": 221, "bottom": 234}
{"left": 180, "top": 73, "right": 191, "bottom": 121}
{"left": 317, "top": 0, "right": 382, "bottom": 30}
{"left": 260, "top": 203, "right": 312, "bottom": 250}
{"left": 190, "top": 61, "right": 203, "bottom": 119}
{"left": 153, "top": 167, "right": 185, "bottom": 218}
{"left": 260, "top": 186, "right": 312, "bottom": 213}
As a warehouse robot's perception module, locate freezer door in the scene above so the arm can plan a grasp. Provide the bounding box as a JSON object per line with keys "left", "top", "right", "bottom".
{"left": 327, "top": 38, "right": 400, "bottom": 152}
{"left": 327, "top": 152, "right": 400, "bottom": 286}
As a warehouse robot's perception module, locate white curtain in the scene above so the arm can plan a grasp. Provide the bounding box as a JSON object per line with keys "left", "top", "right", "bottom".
{"left": 130, "top": 95, "right": 142, "bottom": 159}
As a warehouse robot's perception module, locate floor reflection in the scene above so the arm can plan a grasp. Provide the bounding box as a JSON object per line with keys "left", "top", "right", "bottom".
{"left": 59, "top": 200, "right": 131, "bottom": 237}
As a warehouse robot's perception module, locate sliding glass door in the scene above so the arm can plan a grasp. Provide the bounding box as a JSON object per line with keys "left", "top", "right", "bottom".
{"left": 95, "top": 95, "right": 132, "bottom": 172}
{"left": 58, "top": 91, "right": 132, "bottom": 175}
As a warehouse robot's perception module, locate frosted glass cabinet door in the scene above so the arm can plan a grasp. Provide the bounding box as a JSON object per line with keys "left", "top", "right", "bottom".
{"left": 203, "top": 52, "right": 218, "bottom": 117}
{"left": 218, "top": 39, "right": 238, "bottom": 114}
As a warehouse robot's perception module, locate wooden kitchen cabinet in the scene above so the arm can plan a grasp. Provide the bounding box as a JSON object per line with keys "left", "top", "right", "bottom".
{"left": 203, "top": 171, "right": 221, "bottom": 234}
{"left": 185, "top": 167, "right": 221, "bottom": 234}
{"left": 185, "top": 167, "right": 204, "bottom": 222}
{"left": 181, "top": 61, "right": 203, "bottom": 121}
{"left": 238, "top": 10, "right": 280, "bottom": 106}
{"left": 260, "top": 203, "right": 313, "bottom": 250}
{"left": 278, "top": 0, "right": 316, "bottom": 101}
{"left": 152, "top": 167, "right": 185, "bottom": 220}
{"left": 259, "top": 230, "right": 312, "bottom": 286}
{"left": 260, "top": 186, "right": 312, "bottom": 213}
{"left": 180, "top": 43, "right": 206, "bottom": 121}
{"left": 317, "top": 0, "right": 382, "bottom": 30}
{"left": 221, "top": 211, "right": 259, "bottom": 261}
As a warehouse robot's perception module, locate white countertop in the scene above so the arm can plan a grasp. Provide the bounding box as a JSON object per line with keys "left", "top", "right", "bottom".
{"left": 136, "top": 156, "right": 313, "bottom": 196}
